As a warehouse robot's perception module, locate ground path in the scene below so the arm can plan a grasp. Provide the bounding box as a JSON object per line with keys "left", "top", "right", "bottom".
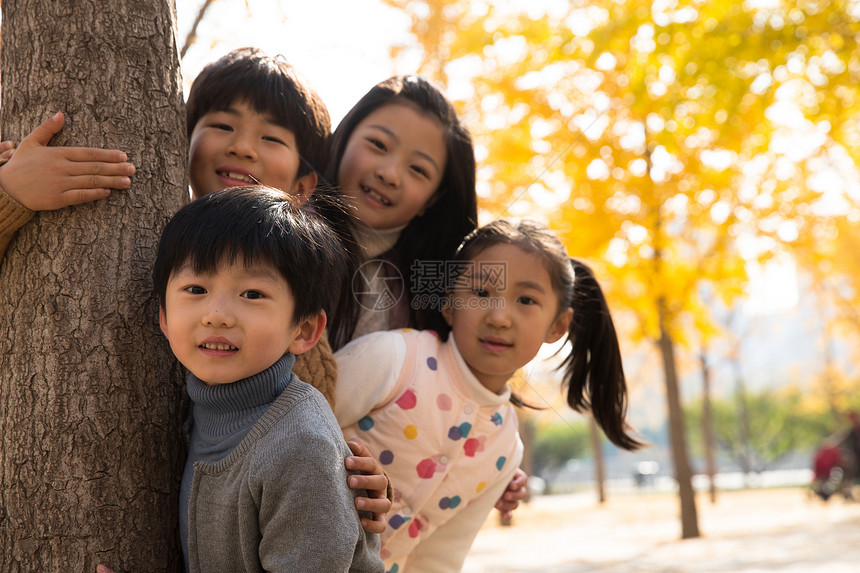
{"left": 462, "top": 487, "right": 859, "bottom": 572}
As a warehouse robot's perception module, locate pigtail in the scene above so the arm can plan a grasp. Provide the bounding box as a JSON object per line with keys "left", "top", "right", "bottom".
{"left": 561, "top": 259, "right": 642, "bottom": 451}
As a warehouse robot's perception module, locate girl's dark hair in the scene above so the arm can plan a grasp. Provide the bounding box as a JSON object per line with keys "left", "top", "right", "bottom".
{"left": 313, "top": 75, "right": 478, "bottom": 349}
{"left": 185, "top": 47, "right": 331, "bottom": 179}
{"left": 152, "top": 186, "right": 348, "bottom": 325}
{"left": 445, "top": 219, "right": 642, "bottom": 451}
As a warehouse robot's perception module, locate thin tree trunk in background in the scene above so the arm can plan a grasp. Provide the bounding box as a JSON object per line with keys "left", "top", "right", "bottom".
{"left": 732, "top": 358, "right": 754, "bottom": 482}
{"left": 658, "top": 309, "right": 700, "bottom": 539}
{"left": 0, "top": 1, "right": 187, "bottom": 570}
{"left": 700, "top": 350, "right": 718, "bottom": 504}
{"left": 590, "top": 415, "right": 606, "bottom": 504}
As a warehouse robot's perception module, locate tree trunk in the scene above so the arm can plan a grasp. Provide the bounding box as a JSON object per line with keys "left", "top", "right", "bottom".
{"left": 731, "top": 358, "right": 754, "bottom": 481}
{"left": 589, "top": 415, "right": 606, "bottom": 504}
{"left": 699, "top": 350, "right": 718, "bottom": 504}
{"left": 658, "top": 311, "right": 700, "bottom": 539}
{"left": 0, "top": 1, "right": 187, "bottom": 571}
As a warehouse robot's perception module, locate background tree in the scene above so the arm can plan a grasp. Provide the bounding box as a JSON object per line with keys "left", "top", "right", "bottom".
{"left": 685, "top": 386, "right": 831, "bottom": 472}
{"left": 0, "top": 1, "right": 187, "bottom": 570}
{"left": 531, "top": 418, "right": 591, "bottom": 476}
{"left": 384, "top": 0, "right": 860, "bottom": 539}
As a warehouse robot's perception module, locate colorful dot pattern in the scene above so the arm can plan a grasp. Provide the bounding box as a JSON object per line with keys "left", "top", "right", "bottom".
{"left": 346, "top": 330, "right": 522, "bottom": 569}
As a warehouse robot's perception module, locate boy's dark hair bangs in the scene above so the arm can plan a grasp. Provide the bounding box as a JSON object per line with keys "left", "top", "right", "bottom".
{"left": 186, "top": 48, "right": 331, "bottom": 178}
{"left": 153, "top": 186, "right": 347, "bottom": 324}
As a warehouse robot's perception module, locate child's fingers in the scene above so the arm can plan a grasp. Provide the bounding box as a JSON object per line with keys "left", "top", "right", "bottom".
{"left": 0, "top": 140, "right": 16, "bottom": 152}
{"left": 355, "top": 495, "right": 392, "bottom": 515}
{"left": 494, "top": 497, "right": 520, "bottom": 513}
{"left": 65, "top": 173, "right": 133, "bottom": 193}
{"left": 495, "top": 468, "right": 528, "bottom": 512}
{"left": 348, "top": 472, "right": 388, "bottom": 495}
{"left": 503, "top": 485, "right": 528, "bottom": 503}
{"left": 508, "top": 468, "right": 528, "bottom": 491}
{"left": 62, "top": 146, "right": 130, "bottom": 165}
{"left": 345, "top": 454, "right": 383, "bottom": 476}
{"left": 346, "top": 438, "right": 371, "bottom": 458}
{"left": 25, "top": 112, "right": 65, "bottom": 147}
{"left": 56, "top": 188, "right": 113, "bottom": 208}
{"left": 359, "top": 515, "right": 388, "bottom": 535}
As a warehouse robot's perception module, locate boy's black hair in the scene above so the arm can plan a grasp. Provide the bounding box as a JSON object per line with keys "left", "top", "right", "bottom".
{"left": 152, "top": 186, "right": 347, "bottom": 325}
{"left": 185, "top": 47, "right": 331, "bottom": 179}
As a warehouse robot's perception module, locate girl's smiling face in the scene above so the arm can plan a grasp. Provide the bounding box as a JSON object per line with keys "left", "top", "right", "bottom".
{"left": 442, "top": 243, "right": 573, "bottom": 394}
{"left": 337, "top": 102, "right": 447, "bottom": 230}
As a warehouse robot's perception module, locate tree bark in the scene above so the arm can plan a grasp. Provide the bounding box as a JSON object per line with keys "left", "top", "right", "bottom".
{"left": 0, "top": 1, "right": 187, "bottom": 571}
{"left": 658, "top": 309, "right": 700, "bottom": 539}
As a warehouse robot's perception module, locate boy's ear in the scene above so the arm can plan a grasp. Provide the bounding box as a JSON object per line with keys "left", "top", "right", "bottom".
{"left": 158, "top": 307, "right": 169, "bottom": 338}
{"left": 545, "top": 307, "right": 573, "bottom": 344}
{"left": 288, "top": 310, "right": 327, "bottom": 355}
{"left": 291, "top": 171, "right": 318, "bottom": 206}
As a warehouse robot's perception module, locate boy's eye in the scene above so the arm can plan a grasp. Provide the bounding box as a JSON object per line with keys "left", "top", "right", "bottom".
{"left": 185, "top": 285, "right": 206, "bottom": 295}
{"left": 472, "top": 288, "right": 490, "bottom": 298}
{"left": 240, "top": 290, "right": 265, "bottom": 300}
{"left": 263, "top": 135, "right": 287, "bottom": 146}
{"left": 212, "top": 123, "right": 233, "bottom": 132}
{"left": 518, "top": 295, "right": 537, "bottom": 306}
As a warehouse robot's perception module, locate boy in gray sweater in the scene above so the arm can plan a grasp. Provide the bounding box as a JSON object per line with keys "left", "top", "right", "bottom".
{"left": 151, "top": 186, "right": 383, "bottom": 573}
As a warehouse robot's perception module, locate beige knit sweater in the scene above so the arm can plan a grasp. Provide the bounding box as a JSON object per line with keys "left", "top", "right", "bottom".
{"left": 293, "top": 329, "right": 338, "bottom": 408}
{"left": 0, "top": 186, "right": 34, "bottom": 260}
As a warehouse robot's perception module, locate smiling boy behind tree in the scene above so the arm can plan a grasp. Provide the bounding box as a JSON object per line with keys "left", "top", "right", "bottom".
{"left": 151, "top": 186, "right": 383, "bottom": 573}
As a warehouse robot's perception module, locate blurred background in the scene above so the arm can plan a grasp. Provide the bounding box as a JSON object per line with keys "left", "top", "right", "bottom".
{"left": 180, "top": 0, "right": 860, "bottom": 569}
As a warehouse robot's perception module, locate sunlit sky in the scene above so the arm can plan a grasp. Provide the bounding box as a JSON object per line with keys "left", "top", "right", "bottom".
{"left": 177, "top": 0, "right": 415, "bottom": 125}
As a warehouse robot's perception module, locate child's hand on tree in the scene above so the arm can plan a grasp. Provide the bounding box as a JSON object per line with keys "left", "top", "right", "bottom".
{"left": 346, "top": 439, "right": 392, "bottom": 534}
{"left": 0, "top": 112, "right": 135, "bottom": 211}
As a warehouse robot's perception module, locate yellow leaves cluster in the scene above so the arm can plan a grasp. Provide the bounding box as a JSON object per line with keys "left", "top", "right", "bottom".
{"left": 388, "top": 0, "right": 860, "bottom": 382}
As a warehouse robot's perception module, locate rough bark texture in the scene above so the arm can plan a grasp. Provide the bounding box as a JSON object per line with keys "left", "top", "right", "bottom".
{"left": 0, "top": 1, "right": 187, "bottom": 571}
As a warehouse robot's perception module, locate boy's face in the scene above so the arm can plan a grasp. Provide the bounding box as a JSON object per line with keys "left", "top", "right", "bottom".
{"left": 159, "top": 258, "right": 319, "bottom": 385}
{"left": 188, "top": 99, "right": 317, "bottom": 203}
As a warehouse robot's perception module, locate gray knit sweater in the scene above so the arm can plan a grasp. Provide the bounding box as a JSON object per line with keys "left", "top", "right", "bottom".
{"left": 180, "top": 354, "right": 383, "bottom": 573}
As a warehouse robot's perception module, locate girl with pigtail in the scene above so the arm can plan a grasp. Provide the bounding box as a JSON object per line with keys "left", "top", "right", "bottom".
{"left": 333, "top": 218, "right": 642, "bottom": 572}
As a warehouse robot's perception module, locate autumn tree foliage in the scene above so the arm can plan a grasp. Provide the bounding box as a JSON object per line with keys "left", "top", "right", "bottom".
{"left": 385, "top": 0, "right": 860, "bottom": 539}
